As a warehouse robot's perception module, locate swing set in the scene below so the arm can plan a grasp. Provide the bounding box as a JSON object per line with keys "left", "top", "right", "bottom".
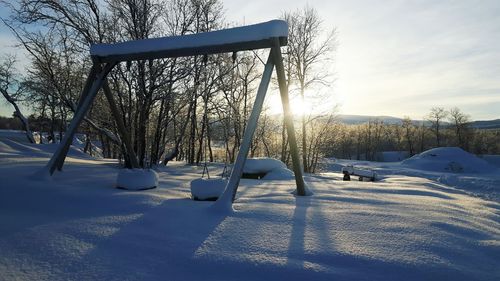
{"left": 42, "top": 20, "right": 307, "bottom": 203}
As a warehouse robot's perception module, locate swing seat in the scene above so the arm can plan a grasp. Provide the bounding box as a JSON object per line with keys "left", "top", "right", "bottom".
{"left": 190, "top": 178, "right": 228, "bottom": 201}
{"left": 116, "top": 168, "right": 158, "bottom": 190}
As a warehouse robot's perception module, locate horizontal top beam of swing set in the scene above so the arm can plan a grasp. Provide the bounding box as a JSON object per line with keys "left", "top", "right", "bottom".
{"left": 90, "top": 20, "right": 288, "bottom": 63}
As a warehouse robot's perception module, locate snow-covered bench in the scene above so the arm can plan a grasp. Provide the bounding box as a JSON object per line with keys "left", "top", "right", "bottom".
{"left": 342, "top": 165, "right": 377, "bottom": 182}
{"left": 190, "top": 158, "right": 295, "bottom": 201}
{"left": 242, "top": 158, "right": 294, "bottom": 180}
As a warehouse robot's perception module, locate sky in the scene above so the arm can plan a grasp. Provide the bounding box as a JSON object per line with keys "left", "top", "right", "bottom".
{"left": 1, "top": 0, "right": 499, "bottom": 120}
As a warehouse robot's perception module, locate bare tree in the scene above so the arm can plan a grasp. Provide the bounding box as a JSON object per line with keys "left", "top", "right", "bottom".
{"left": 4, "top": 0, "right": 122, "bottom": 147}
{"left": 0, "top": 56, "right": 35, "bottom": 143}
{"left": 282, "top": 6, "right": 336, "bottom": 172}
{"left": 427, "top": 107, "right": 447, "bottom": 147}
{"left": 402, "top": 117, "right": 415, "bottom": 156}
{"left": 448, "top": 107, "right": 471, "bottom": 149}
{"left": 307, "top": 114, "right": 336, "bottom": 172}
{"left": 391, "top": 124, "right": 404, "bottom": 153}
{"left": 416, "top": 121, "right": 428, "bottom": 153}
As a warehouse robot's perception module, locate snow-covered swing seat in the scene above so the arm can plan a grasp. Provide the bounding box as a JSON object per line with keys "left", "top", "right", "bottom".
{"left": 42, "top": 20, "right": 308, "bottom": 201}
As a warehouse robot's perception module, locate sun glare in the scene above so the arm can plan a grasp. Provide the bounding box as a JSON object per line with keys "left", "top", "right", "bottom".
{"left": 290, "top": 98, "right": 313, "bottom": 116}
{"left": 267, "top": 95, "right": 313, "bottom": 116}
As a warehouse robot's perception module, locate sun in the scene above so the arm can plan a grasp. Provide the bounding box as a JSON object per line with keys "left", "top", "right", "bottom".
{"left": 266, "top": 94, "right": 313, "bottom": 116}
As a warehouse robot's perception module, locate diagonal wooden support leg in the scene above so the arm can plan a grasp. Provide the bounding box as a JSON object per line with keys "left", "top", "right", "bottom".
{"left": 214, "top": 50, "right": 275, "bottom": 209}
{"left": 54, "top": 64, "right": 100, "bottom": 171}
{"left": 271, "top": 38, "right": 307, "bottom": 196}
{"left": 47, "top": 62, "right": 116, "bottom": 175}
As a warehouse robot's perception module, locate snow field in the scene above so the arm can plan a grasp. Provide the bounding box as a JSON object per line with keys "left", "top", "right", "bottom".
{"left": 0, "top": 140, "right": 499, "bottom": 280}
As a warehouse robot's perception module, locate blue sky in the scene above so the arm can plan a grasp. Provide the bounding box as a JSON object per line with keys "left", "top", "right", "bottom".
{"left": 1, "top": 0, "right": 499, "bottom": 120}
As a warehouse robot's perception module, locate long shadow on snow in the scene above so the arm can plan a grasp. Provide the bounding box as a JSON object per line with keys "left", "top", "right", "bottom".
{"left": 283, "top": 183, "right": 472, "bottom": 281}
{"left": 0, "top": 160, "right": 150, "bottom": 238}
{"left": 342, "top": 187, "right": 452, "bottom": 200}
{"left": 424, "top": 221, "right": 500, "bottom": 280}
{"left": 69, "top": 198, "right": 228, "bottom": 280}
{"left": 0, "top": 183, "right": 159, "bottom": 238}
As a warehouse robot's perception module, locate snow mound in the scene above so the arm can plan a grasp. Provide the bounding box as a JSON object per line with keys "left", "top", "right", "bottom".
{"left": 116, "top": 169, "right": 158, "bottom": 190}
{"left": 243, "top": 157, "right": 287, "bottom": 174}
{"left": 481, "top": 155, "right": 500, "bottom": 168}
{"left": 242, "top": 158, "right": 297, "bottom": 180}
{"left": 401, "top": 147, "right": 497, "bottom": 173}
{"left": 190, "top": 178, "right": 227, "bottom": 200}
{"left": 291, "top": 182, "right": 314, "bottom": 196}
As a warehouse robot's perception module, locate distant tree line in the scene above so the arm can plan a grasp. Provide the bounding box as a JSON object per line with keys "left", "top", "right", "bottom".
{"left": 322, "top": 107, "right": 500, "bottom": 162}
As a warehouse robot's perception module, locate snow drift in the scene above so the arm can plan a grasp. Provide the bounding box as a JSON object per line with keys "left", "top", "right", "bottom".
{"left": 0, "top": 139, "right": 92, "bottom": 159}
{"left": 261, "top": 167, "right": 295, "bottom": 180}
{"left": 242, "top": 157, "right": 295, "bottom": 180}
{"left": 243, "top": 157, "right": 287, "bottom": 174}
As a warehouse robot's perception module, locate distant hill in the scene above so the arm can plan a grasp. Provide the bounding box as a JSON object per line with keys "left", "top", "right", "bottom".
{"left": 338, "top": 114, "right": 500, "bottom": 129}
{"left": 469, "top": 119, "right": 500, "bottom": 129}
{"left": 338, "top": 115, "right": 413, "bottom": 125}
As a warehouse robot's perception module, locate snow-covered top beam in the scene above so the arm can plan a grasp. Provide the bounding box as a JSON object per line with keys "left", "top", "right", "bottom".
{"left": 90, "top": 20, "right": 288, "bottom": 62}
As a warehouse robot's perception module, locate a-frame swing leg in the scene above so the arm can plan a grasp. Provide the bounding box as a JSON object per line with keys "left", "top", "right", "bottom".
{"left": 271, "top": 38, "right": 307, "bottom": 196}
{"left": 214, "top": 50, "right": 275, "bottom": 208}
{"left": 53, "top": 63, "right": 99, "bottom": 171}
{"left": 47, "top": 62, "right": 116, "bottom": 175}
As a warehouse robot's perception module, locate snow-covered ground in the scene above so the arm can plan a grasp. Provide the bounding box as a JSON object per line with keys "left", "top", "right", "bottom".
{"left": 322, "top": 147, "right": 500, "bottom": 202}
{"left": 1, "top": 140, "right": 499, "bottom": 280}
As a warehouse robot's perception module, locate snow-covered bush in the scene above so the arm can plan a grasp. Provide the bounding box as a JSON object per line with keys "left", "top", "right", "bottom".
{"left": 116, "top": 169, "right": 158, "bottom": 190}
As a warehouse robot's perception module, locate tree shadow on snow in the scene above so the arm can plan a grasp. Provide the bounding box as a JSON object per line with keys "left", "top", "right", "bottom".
{"left": 343, "top": 187, "right": 452, "bottom": 200}
{"left": 283, "top": 186, "right": 472, "bottom": 281}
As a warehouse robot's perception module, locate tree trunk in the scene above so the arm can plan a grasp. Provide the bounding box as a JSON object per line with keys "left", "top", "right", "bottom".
{"left": 1, "top": 89, "right": 36, "bottom": 143}
{"left": 300, "top": 86, "right": 308, "bottom": 172}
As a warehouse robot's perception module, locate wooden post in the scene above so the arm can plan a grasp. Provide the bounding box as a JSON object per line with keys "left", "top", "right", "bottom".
{"left": 47, "top": 62, "right": 116, "bottom": 175}
{"left": 102, "top": 81, "right": 140, "bottom": 168}
{"left": 271, "top": 38, "right": 307, "bottom": 196}
{"left": 215, "top": 50, "right": 275, "bottom": 207}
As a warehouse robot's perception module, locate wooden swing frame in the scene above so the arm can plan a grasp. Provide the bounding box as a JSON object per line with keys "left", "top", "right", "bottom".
{"left": 44, "top": 20, "right": 307, "bottom": 200}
